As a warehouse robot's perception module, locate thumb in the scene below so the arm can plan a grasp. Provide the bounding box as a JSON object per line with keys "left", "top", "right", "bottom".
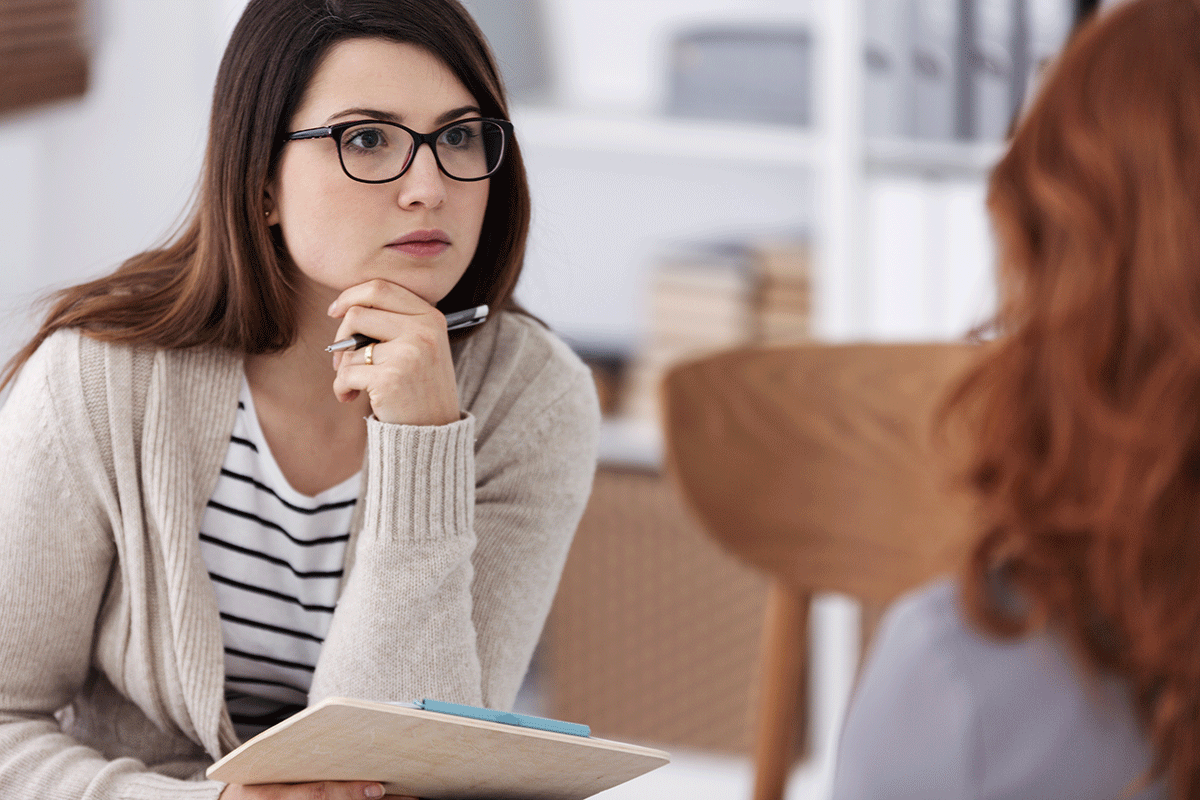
{"left": 327, "top": 782, "right": 386, "bottom": 799}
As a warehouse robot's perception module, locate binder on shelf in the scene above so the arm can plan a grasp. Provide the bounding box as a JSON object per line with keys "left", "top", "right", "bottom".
{"left": 666, "top": 25, "right": 813, "bottom": 126}
{"left": 909, "top": 0, "right": 959, "bottom": 141}
{"left": 206, "top": 696, "right": 670, "bottom": 800}
{"left": 1029, "top": 0, "right": 1074, "bottom": 87}
{"left": 970, "top": 0, "right": 1018, "bottom": 142}
{"left": 864, "top": 0, "right": 913, "bottom": 139}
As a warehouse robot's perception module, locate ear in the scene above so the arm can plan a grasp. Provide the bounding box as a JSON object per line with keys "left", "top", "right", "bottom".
{"left": 263, "top": 184, "right": 280, "bottom": 226}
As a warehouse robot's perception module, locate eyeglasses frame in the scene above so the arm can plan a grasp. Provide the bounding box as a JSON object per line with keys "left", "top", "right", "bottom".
{"left": 283, "top": 117, "right": 514, "bottom": 184}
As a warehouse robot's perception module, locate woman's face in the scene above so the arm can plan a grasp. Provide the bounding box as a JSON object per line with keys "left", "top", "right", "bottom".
{"left": 267, "top": 37, "right": 490, "bottom": 310}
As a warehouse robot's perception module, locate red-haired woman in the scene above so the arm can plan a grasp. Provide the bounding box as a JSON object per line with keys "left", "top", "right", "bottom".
{"left": 833, "top": 1, "right": 1200, "bottom": 798}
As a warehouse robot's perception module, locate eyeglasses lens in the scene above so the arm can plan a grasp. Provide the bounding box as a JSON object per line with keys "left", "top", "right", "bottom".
{"left": 337, "top": 120, "right": 505, "bottom": 182}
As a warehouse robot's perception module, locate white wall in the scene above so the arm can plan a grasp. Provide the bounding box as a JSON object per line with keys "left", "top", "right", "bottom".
{"left": 0, "top": 0, "right": 248, "bottom": 359}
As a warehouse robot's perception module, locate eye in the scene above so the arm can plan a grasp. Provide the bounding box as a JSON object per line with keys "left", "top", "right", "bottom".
{"left": 438, "top": 123, "right": 477, "bottom": 149}
{"left": 342, "top": 125, "right": 390, "bottom": 153}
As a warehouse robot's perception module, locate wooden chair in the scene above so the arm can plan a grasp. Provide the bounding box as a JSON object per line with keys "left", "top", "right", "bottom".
{"left": 661, "top": 342, "right": 979, "bottom": 800}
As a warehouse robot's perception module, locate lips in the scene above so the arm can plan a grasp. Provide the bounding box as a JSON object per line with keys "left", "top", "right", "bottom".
{"left": 387, "top": 229, "right": 451, "bottom": 257}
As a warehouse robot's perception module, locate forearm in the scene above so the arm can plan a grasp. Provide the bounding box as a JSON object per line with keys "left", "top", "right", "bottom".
{"left": 0, "top": 717, "right": 222, "bottom": 800}
{"left": 311, "top": 353, "right": 600, "bottom": 710}
{"left": 309, "top": 415, "right": 483, "bottom": 704}
{"left": 468, "top": 371, "right": 601, "bottom": 710}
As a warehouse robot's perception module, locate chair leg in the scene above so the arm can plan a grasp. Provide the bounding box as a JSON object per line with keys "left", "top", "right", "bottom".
{"left": 751, "top": 581, "right": 810, "bottom": 800}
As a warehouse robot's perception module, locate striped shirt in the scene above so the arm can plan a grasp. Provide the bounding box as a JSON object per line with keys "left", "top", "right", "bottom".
{"left": 199, "top": 379, "right": 361, "bottom": 741}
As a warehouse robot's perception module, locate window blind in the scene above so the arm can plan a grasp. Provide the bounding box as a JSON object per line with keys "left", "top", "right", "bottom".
{"left": 0, "top": 0, "right": 87, "bottom": 115}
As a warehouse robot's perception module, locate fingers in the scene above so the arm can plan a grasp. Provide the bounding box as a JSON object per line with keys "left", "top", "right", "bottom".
{"left": 218, "top": 781, "right": 388, "bottom": 799}
{"left": 332, "top": 305, "right": 446, "bottom": 360}
{"left": 328, "top": 279, "right": 440, "bottom": 327}
{"left": 332, "top": 336, "right": 460, "bottom": 425}
{"left": 325, "top": 279, "right": 460, "bottom": 425}
{"left": 327, "top": 280, "right": 448, "bottom": 374}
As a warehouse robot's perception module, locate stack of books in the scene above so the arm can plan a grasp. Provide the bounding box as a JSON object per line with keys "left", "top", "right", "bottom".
{"left": 618, "top": 237, "right": 811, "bottom": 426}
{"left": 753, "top": 239, "right": 811, "bottom": 344}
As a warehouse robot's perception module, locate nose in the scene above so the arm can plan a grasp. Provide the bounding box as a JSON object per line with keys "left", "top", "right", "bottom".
{"left": 396, "top": 142, "right": 447, "bottom": 209}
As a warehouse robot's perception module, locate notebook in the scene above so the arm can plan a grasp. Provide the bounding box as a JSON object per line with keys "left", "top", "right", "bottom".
{"left": 206, "top": 696, "right": 670, "bottom": 799}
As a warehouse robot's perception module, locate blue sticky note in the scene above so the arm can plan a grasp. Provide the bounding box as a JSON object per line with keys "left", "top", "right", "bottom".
{"left": 418, "top": 698, "right": 591, "bottom": 737}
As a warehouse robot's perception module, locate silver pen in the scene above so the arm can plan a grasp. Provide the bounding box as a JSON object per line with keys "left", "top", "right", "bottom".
{"left": 324, "top": 304, "right": 489, "bottom": 353}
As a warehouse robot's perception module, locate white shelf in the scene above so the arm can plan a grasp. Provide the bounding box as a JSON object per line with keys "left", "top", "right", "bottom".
{"left": 597, "top": 417, "right": 663, "bottom": 471}
{"left": 866, "top": 137, "right": 1005, "bottom": 177}
{"left": 511, "top": 105, "right": 820, "bottom": 168}
{"left": 513, "top": 105, "right": 1007, "bottom": 180}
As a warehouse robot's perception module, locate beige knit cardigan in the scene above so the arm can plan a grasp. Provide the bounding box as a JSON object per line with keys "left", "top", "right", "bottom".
{"left": 0, "top": 311, "right": 599, "bottom": 799}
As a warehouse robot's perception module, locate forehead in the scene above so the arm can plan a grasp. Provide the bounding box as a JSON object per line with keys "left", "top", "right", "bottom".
{"left": 294, "top": 37, "right": 477, "bottom": 124}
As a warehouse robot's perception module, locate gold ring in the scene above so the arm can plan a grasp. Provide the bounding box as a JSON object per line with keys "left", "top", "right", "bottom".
{"left": 363, "top": 342, "right": 375, "bottom": 366}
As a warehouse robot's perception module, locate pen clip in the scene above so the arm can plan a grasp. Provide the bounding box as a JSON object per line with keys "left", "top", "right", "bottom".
{"left": 447, "top": 316, "right": 486, "bottom": 332}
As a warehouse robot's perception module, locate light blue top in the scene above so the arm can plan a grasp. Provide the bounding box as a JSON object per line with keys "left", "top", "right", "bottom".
{"left": 832, "top": 580, "right": 1166, "bottom": 800}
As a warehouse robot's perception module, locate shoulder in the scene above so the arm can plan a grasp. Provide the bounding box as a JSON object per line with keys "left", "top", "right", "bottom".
{"left": 833, "top": 581, "right": 984, "bottom": 799}
{"left": 9, "top": 329, "right": 152, "bottom": 421}
{"left": 848, "top": 580, "right": 985, "bottom": 711}
{"left": 454, "top": 311, "right": 599, "bottom": 437}
{"left": 0, "top": 331, "right": 155, "bottom": 500}
{"left": 456, "top": 311, "right": 592, "bottom": 395}
{"left": 873, "top": 578, "right": 964, "bottom": 648}
{"left": 835, "top": 579, "right": 1159, "bottom": 800}
{"left": 8, "top": 329, "right": 240, "bottom": 444}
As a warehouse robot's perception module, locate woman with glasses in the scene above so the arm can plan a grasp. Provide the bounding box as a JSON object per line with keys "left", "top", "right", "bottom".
{"left": 0, "top": 1, "right": 599, "bottom": 799}
{"left": 833, "top": 1, "right": 1200, "bottom": 798}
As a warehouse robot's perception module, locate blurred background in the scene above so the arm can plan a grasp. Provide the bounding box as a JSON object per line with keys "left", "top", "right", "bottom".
{"left": 0, "top": 0, "right": 1112, "bottom": 798}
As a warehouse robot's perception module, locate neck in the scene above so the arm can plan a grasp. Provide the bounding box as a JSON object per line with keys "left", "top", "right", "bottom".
{"left": 240, "top": 291, "right": 373, "bottom": 496}
{"left": 243, "top": 296, "right": 372, "bottom": 421}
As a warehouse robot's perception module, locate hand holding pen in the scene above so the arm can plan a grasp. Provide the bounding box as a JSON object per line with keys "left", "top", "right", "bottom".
{"left": 326, "top": 281, "right": 487, "bottom": 426}
{"left": 325, "top": 304, "right": 489, "bottom": 353}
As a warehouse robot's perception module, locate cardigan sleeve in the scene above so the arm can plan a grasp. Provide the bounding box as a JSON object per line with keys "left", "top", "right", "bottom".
{"left": 0, "top": 335, "right": 223, "bottom": 800}
{"left": 309, "top": 317, "right": 600, "bottom": 711}
{"left": 468, "top": 362, "right": 601, "bottom": 710}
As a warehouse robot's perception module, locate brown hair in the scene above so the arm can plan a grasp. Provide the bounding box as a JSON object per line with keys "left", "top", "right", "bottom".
{"left": 1, "top": 0, "right": 530, "bottom": 389}
{"left": 949, "top": 0, "right": 1200, "bottom": 795}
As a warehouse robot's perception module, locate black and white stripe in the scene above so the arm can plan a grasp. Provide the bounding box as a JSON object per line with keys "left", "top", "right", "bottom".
{"left": 200, "top": 384, "right": 360, "bottom": 741}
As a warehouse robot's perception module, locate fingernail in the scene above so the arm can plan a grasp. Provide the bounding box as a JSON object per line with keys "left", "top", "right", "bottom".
{"left": 364, "top": 784, "right": 384, "bottom": 799}
{"left": 327, "top": 301, "right": 338, "bottom": 316}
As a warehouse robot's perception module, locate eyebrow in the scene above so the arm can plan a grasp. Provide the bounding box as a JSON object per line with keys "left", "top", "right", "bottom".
{"left": 326, "top": 105, "right": 483, "bottom": 126}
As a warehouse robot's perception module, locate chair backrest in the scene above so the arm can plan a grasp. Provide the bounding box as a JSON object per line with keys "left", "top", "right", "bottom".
{"left": 662, "top": 342, "right": 979, "bottom": 605}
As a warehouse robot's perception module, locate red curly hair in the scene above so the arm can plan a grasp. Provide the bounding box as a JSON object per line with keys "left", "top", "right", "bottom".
{"left": 952, "top": 0, "right": 1200, "bottom": 796}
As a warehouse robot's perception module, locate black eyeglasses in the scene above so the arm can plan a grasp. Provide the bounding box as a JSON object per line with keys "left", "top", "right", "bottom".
{"left": 284, "top": 117, "right": 513, "bottom": 183}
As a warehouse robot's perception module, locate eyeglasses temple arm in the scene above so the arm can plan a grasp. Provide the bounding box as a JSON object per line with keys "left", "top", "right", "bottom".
{"left": 286, "top": 127, "right": 334, "bottom": 141}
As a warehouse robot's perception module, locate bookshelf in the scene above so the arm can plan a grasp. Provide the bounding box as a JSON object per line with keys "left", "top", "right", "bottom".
{"left": 512, "top": 2, "right": 1027, "bottom": 468}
